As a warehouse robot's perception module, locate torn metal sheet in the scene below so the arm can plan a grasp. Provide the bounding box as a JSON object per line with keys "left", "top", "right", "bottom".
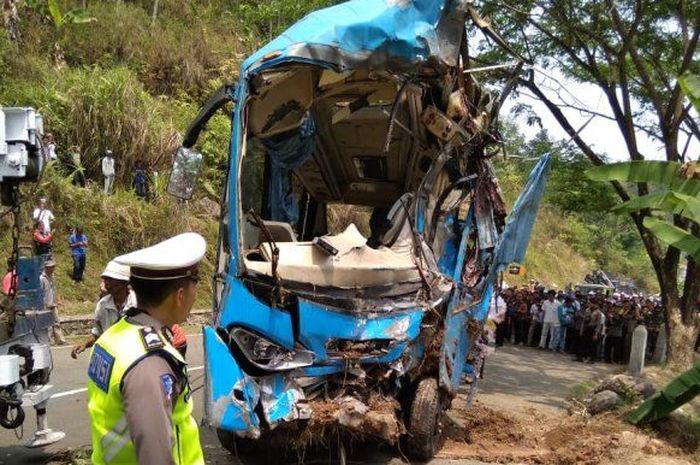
{"left": 259, "top": 374, "right": 310, "bottom": 427}
{"left": 203, "top": 326, "right": 261, "bottom": 437}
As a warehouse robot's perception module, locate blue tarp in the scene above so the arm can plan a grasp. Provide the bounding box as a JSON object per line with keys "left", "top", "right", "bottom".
{"left": 491, "top": 153, "right": 552, "bottom": 272}
{"left": 261, "top": 116, "right": 316, "bottom": 223}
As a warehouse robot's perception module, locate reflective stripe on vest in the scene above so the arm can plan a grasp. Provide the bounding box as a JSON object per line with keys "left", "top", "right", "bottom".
{"left": 86, "top": 317, "right": 204, "bottom": 465}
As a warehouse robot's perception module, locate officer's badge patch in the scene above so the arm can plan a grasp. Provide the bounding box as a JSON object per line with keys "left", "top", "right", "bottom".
{"left": 160, "top": 373, "right": 176, "bottom": 403}
{"left": 139, "top": 327, "right": 165, "bottom": 350}
{"left": 88, "top": 344, "right": 115, "bottom": 392}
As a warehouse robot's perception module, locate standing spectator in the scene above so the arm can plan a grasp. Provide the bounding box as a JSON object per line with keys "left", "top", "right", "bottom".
{"left": 33, "top": 220, "right": 54, "bottom": 259}
{"left": 32, "top": 197, "right": 55, "bottom": 233}
{"left": 489, "top": 291, "right": 507, "bottom": 346}
{"left": 527, "top": 298, "right": 542, "bottom": 346}
{"left": 102, "top": 149, "right": 116, "bottom": 195}
{"left": 40, "top": 259, "right": 66, "bottom": 345}
{"left": 69, "top": 145, "right": 86, "bottom": 187}
{"left": 68, "top": 227, "right": 88, "bottom": 282}
{"left": 539, "top": 290, "right": 559, "bottom": 349}
{"left": 514, "top": 298, "right": 529, "bottom": 345}
{"left": 2, "top": 259, "right": 16, "bottom": 296}
{"left": 555, "top": 296, "right": 575, "bottom": 352}
{"left": 133, "top": 161, "right": 148, "bottom": 199}
{"left": 71, "top": 260, "right": 136, "bottom": 358}
{"left": 571, "top": 294, "right": 589, "bottom": 355}
{"left": 43, "top": 133, "right": 57, "bottom": 162}
{"left": 577, "top": 303, "right": 604, "bottom": 363}
{"left": 604, "top": 307, "right": 625, "bottom": 363}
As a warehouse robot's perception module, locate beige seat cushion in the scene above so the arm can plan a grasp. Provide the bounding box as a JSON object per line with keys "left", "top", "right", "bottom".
{"left": 244, "top": 224, "right": 420, "bottom": 288}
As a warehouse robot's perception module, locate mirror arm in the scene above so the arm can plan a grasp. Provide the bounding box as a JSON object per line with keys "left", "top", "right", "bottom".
{"left": 182, "top": 83, "right": 237, "bottom": 148}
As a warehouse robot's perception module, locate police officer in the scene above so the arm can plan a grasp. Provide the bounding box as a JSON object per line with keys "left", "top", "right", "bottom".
{"left": 86, "top": 233, "right": 206, "bottom": 465}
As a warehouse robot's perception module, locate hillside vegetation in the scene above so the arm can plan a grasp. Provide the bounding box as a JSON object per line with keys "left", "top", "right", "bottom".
{"left": 0, "top": 0, "right": 656, "bottom": 316}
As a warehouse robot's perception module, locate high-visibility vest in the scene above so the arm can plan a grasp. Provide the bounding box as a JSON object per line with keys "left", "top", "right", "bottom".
{"left": 86, "top": 317, "right": 204, "bottom": 465}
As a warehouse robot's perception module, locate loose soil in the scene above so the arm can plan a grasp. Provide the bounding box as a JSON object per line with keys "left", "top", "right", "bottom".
{"left": 439, "top": 401, "right": 696, "bottom": 464}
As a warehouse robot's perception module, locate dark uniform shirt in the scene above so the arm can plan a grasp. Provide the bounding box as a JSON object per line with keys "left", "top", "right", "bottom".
{"left": 122, "top": 311, "right": 183, "bottom": 465}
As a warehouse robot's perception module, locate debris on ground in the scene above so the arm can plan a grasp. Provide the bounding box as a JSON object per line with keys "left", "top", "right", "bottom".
{"left": 46, "top": 447, "right": 91, "bottom": 465}
{"left": 593, "top": 374, "right": 656, "bottom": 400}
{"left": 577, "top": 374, "right": 658, "bottom": 416}
{"left": 298, "top": 394, "right": 403, "bottom": 445}
{"left": 586, "top": 390, "right": 623, "bottom": 415}
{"left": 439, "top": 401, "right": 695, "bottom": 465}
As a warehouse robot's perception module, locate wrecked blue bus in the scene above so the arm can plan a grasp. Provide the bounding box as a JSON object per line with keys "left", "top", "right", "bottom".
{"left": 167, "top": 0, "right": 551, "bottom": 460}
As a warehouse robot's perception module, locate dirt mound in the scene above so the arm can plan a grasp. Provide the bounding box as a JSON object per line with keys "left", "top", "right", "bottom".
{"left": 440, "top": 402, "right": 694, "bottom": 465}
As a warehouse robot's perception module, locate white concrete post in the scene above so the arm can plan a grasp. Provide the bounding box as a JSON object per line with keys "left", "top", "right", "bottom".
{"left": 652, "top": 325, "right": 667, "bottom": 364}
{"left": 628, "top": 325, "right": 648, "bottom": 378}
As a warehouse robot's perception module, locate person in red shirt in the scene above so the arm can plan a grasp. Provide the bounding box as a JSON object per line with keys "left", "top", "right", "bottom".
{"left": 2, "top": 259, "right": 16, "bottom": 296}
{"left": 32, "top": 221, "right": 54, "bottom": 258}
{"left": 170, "top": 323, "right": 188, "bottom": 358}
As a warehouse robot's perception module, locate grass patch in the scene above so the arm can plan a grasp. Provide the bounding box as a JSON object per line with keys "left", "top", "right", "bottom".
{"left": 568, "top": 378, "right": 598, "bottom": 403}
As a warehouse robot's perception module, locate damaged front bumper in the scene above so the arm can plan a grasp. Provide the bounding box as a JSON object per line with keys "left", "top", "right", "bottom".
{"left": 203, "top": 301, "right": 425, "bottom": 441}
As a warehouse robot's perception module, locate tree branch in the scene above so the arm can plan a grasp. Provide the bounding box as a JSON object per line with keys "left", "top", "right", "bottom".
{"left": 520, "top": 76, "right": 668, "bottom": 278}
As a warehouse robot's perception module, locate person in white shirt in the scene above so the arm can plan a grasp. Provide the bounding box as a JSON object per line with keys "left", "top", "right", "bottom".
{"left": 101, "top": 149, "right": 116, "bottom": 195}
{"left": 32, "top": 197, "right": 55, "bottom": 233}
{"left": 43, "top": 133, "right": 57, "bottom": 162}
{"left": 539, "top": 290, "right": 560, "bottom": 349}
{"left": 71, "top": 260, "right": 136, "bottom": 358}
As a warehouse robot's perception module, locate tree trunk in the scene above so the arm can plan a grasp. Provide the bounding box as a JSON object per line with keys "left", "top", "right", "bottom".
{"left": 666, "top": 305, "right": 699, "bottom": 369}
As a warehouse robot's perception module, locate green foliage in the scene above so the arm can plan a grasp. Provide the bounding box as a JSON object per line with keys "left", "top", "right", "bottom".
{"left": 643, "top": 217, "right": 700, "bottom": 263}
{"left": 46, "top": 0, "right": 96, "bottom": 28}
{"left": 612, "top": 191, "right": 700, "bottom": 224}
{"left": 233, "top": 0, "right": 341, "bottom": 39}
{"left": 588, "top": 161, "right": 700, "bottom": 263}
{"left": 587, "top": 161, "right": 700, "bottom": 196}
{"left": 679, "top": 72, "right": 700, "bottom": 113}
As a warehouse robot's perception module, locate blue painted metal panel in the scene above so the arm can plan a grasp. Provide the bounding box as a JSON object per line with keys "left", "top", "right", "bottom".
{"left": 297, "top": 299, "right": 424, "bottom": 361}
{"left": 439, "top": 207, "right": 475, "bottom": 394}
{"left": 218, "top": 278, "right": 295, "bottom": 349}
{"left": 302, "top": 365, "right": 345, "bottom": 377}
{"left": 227, "top": 79, "right": 251, "bottom": 274}
{"left": 203, "top": 326, "right": 260, "bottom": 433}
{"left": 242, "top": 0, "right": 466, "bottom": 74}
{"left": 472, "top": 283, "right": 493, "bottom": 322}
{"left": 15, "top": 256, "right": 43, "bottom": 311}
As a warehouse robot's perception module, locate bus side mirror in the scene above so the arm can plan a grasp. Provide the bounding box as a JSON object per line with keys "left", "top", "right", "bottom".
{"left": 167, "top": 146, "right": 203, "bottom": 200}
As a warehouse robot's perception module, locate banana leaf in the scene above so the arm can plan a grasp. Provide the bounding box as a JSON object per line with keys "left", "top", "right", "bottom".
{"left": 612, "top": 191, "right": 700, "bottom": 224}
{"left": 628, "top": 364, "right": 700, "bottom": 424}
{"left": 587, "top": 161, "right": 700, "bottom": 196}
{"left": 643, "top": 216, "right": 700, "bottom": 262}
{"left": 679, "top": 72, "right": 700, "bottom": 113}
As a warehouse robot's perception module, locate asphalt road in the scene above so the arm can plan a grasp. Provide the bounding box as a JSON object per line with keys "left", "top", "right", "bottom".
{"left": 0, "top": 334, "right": 490, "bottom": 465}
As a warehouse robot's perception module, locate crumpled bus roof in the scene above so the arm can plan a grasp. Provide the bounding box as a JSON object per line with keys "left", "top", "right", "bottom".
{"left": 242, "top": 0, "right": 468, "bottom": 75}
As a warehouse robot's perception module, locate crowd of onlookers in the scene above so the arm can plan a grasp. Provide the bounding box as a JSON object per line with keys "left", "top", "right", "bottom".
{"left": 490, "top": 282, "right": 664, "bottom": 364}
{"left": 41, "top": 133, "right": 151, "bottom": 198}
